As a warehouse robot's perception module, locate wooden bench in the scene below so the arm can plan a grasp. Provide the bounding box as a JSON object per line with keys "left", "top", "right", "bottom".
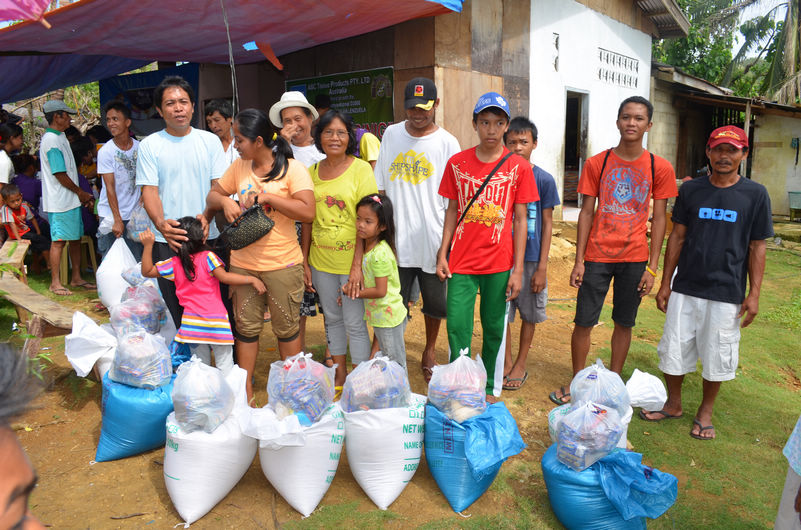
{"left": 0, "top": 240, "right": 75, "bottom": 356}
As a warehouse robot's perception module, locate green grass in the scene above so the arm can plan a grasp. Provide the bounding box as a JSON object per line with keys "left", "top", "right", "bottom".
{"left": 588, "top": 245, "right": 801, "bottom": 528}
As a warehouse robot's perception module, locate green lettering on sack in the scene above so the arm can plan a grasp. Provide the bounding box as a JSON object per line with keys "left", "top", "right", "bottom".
{"left": 402, "top": 424, "right": 420, "bottom": 433}
{"left": 329, "top": 452, "right": 340, "bottom": 461}
{"left": 409, "top": 409, "right": 424, "bottom": 419}
{"left": 403, "top": 441, "right": 421, "bottom": 450}
{"left": 166, "top": 439, "right": 179, "bottom": 452}
{"left": 331, "top": 434, "right": 344, "bottom": 444}
{"left": 403, "top": 463, "right": 418, "bottom": 472}
{"left": 325, "top": 474, "right": 334, "bottom": 484}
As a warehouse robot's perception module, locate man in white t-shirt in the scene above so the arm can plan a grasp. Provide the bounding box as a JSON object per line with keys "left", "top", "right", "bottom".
{"left": 135, "top": 75, "right": 228, "bottom": 326}
{"left": 97, "top": 102, "right": 143, "bottom": 260}
{"left": 374, "top": 77, "right": 461, "bottom": 382}
{"left": 269, "top": 91, "right": 325, "bottom": 168}
{"left": 205, "top": 99, "right": 239, "bottom": 168}
{"left": 39, "top": 100, "right": 95, "bottom": 296}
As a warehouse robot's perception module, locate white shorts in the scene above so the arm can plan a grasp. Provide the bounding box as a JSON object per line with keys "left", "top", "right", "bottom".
{"left": 657, "top": 292, "right": 741, "bottom": 382}
{"left": 776, "top": 466, "right": 801, "bottom": 530}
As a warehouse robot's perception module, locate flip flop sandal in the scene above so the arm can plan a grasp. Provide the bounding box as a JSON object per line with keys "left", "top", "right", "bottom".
{"left": 49, "top": 287, "right": 73, "bottom": 296}
{"left": 638, "top": 409, "right": 684, "bottom": 422}
{"left": 690, "top": 418, "right": 716, "bottom": 440}
{"left": 323, "top": 354, "right": 335, "bottom": 368}
{"left": 503, "top": 371, "right": 529, "bottom": 391}
{"left": 422, "top": 366, "right": 434, "bottom": 384}
{"left": 71, "top": 281, "right": 96, "bottom": 290}
{"left": 334, "top": 386, "right": 343, "bottom": 401}
{"left": 549, "top": 386, "right": 571, "bottom": 406}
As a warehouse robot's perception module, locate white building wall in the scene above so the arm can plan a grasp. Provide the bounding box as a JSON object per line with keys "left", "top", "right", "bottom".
{"left": 529, "top": 0, "right": 653, "bottom": 207}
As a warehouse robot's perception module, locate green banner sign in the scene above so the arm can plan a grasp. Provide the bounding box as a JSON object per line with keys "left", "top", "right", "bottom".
{"left": 286, "top": 67, "right": 394, "bottom": 139}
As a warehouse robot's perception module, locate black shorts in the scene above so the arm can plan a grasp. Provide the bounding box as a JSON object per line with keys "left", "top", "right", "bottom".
{"left": 574, "top": 261, "right": 646, "bottom": 328}
{"left": 22, "top": 232, "right": 50, "bottom": 253}
{"left": 398, "top": 267, "right": 447, "bottom": 319}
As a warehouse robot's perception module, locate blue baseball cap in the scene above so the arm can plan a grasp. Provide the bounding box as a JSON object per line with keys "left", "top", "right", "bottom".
{"left": 473, "top": 92, "right": 510, "bottom": 119}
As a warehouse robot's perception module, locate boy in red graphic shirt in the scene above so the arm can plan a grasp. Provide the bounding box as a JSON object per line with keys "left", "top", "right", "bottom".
{"left": 436, "top": 92, "right": 538, "bottom": 398}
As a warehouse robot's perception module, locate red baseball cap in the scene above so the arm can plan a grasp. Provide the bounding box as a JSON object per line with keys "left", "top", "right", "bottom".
{"left": 707, "top": 125, "right": 748, "bottom": 149}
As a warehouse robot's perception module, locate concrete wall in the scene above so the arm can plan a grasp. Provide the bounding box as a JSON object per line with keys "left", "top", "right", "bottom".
{"left": 529, "top": 0, "right": 653, "bottom": 212}
{"left": 648, "top": 78, "right": 679, "bottom": 171}
{"left": 752, "top": 114, "right": 801, "bottom": 215}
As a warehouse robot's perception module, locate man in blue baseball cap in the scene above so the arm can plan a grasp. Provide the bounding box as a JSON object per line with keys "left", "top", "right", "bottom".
{"left": 436, "top": 91, "right": 539, "bottom": 398}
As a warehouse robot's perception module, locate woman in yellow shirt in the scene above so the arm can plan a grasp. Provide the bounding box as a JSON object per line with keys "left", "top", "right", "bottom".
{"left": 302, "top": 110, "right": 377, "bottom": 388}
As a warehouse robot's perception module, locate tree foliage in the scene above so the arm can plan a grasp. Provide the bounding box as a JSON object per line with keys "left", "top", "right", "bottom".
{"left": 653, "top": 0, "right": 737, "bottom": 84}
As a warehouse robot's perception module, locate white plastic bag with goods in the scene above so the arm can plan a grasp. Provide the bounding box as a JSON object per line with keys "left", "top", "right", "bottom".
{"left": 163, "top": 365, "right": 256, "bottom": 525}
{"left": 570, "top": 358, "right": 631, "bottom": 417}
{"left": 344, "top": 393, "right": 426, "bottom": 510}
{"left": 626, "top": 369, "right": 668, "bottom": 412}
{"left": 96, "top": 237, "right": 137, "bottom": 308}
{"left": 172, "top": 356, "right": 235, "bottom": 433}
{"left": 109, "top": 330, "right": 172, "bottom": 389}
{"left": 341, "top": 355, "right": 411, "bottom": 412}
{"left": 427, "top": 348, "right": 487, "bottom": 422}
{"left": 64, "top": 312, "right": 117, "bottom": 377}
{"left": 557, "top": 401, "right": 623, "bottom": 472}
{"left": 258, "top": 404, "right": 345, "bottom": 517}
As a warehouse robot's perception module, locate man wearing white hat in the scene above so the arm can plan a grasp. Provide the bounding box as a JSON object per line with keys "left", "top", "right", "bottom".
{"left": 269, "top": 91, "right": 324, "bottom": 168}
{"left": 39, "top": 100, "right": 95, "bottom": 296}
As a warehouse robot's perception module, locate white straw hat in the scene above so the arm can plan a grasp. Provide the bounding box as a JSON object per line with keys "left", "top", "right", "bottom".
{"left": 268, "top": 91, "right": 319, "bottom": 128}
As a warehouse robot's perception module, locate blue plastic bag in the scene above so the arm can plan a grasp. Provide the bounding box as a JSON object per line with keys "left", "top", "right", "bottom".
{"left": 463, "top": 401, "right": 526, "bottom": 481}
{"left": 597, "top": 450, "right": 678, "bottom": 520}
{"left": 541, "top": 444, "right": 645, "bottom": 529}
{"left": 95, "top": 372, "right": 176, "bottom": 462}
{"left": 425, "top": 403, "right": 524, "bottom": 512}
{"left": 170, "top": 340, "right": 193, "bottom": 370}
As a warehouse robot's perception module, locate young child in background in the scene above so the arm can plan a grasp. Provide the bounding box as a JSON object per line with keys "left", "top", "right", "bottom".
{"left": 503, "top": 117, "right": 560, "bottom": 391}
{"left": 140, "top": 218, "right": 266, "bottom": 375}
{"left": 0, "top": 183, "right": 51, "bottom": 268}
{"left": 346, "top": 193, "right": 408, "bottom": 370}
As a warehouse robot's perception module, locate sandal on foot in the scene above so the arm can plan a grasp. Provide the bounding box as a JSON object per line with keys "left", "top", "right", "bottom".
{"left": 690, "top": 418, "right": 716, "bottom": 440}
{"left": 422, "top": 366, "right": 434, "bottom": 384}
{"left": 323, "top": 354, "right": 335, "bottom": 368}
{"left": 549, "top": 386, "right": 571, "bottom": 406}
{"left": 503, "top": 371, "right": 528, "bottom": 391}
{"left": 333, "top": 385, "right": 343, "bottom": 401}
{"left": 49, "top": 286, "right": 73, "bottom": 296}
{"left": 70, "top": 280, "right": 96, "bottom": 290}
{"left": 638, "top": 409, "right": 683, "bottom": 422}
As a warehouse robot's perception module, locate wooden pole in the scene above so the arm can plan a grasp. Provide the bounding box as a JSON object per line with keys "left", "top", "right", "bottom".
{"left": 741, "top": 100, "right": 752, "bottom": 177}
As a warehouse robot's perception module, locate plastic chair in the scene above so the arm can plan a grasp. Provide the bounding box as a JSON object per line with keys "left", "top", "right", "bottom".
{"left": 59, "top": 235, "right": 98, "bottom": 285}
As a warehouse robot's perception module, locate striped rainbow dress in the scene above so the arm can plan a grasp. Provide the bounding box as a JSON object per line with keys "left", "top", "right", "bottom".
{"left": 156, "top": 250, "right": 234, "bottom": 345}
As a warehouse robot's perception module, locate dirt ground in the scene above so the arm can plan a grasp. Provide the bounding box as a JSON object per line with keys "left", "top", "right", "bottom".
{"left": 14, "top": 223, "right": 624, "bottom": 528}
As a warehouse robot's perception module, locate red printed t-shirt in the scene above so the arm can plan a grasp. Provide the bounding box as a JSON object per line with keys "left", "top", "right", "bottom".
{"left": 578, "top": 149, "right": 677, "bottom": 263}
{"left": 0, "top": 202, "right": 33, "bottom": 238}
{"left": 438, "top": 147, "right": 538, "bottom": 275}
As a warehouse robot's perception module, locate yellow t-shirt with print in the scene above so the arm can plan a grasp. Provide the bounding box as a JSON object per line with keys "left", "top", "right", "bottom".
{"left": 309, "top": 157, "right": 378, "bottom": 274}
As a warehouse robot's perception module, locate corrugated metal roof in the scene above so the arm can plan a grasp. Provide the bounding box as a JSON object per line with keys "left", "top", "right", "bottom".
{"left": 636, "top": 0, "right": 690, "bottom": 38}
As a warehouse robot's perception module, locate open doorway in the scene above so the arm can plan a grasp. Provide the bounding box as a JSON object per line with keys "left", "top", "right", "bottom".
{"left": 563, "top": 90, "right": 588, "bottom": 209}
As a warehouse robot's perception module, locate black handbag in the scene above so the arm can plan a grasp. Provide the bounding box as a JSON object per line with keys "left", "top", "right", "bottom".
{"left": 219, "top": 203, "right": 275, "bottom": 250}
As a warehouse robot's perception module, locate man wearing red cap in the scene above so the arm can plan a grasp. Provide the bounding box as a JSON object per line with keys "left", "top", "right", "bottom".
{"left": 640, "top": 125, "right": 773, "bottom": 440}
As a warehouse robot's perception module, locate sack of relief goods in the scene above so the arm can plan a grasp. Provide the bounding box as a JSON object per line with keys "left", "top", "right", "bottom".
{"left": 163, "top": 365, "right": 256, "bottom": 524}
{"left": 343, "top": 393, "right": 425, "bottom": 509}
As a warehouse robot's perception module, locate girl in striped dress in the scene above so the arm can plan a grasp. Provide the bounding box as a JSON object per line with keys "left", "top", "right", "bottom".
{"left": 140, "top": 218, "right": 266, "bottom": 374}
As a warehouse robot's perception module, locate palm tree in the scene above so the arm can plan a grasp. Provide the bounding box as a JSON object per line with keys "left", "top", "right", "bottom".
{"left": 720, "top": 1, "right": 801, "bottom": 103}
